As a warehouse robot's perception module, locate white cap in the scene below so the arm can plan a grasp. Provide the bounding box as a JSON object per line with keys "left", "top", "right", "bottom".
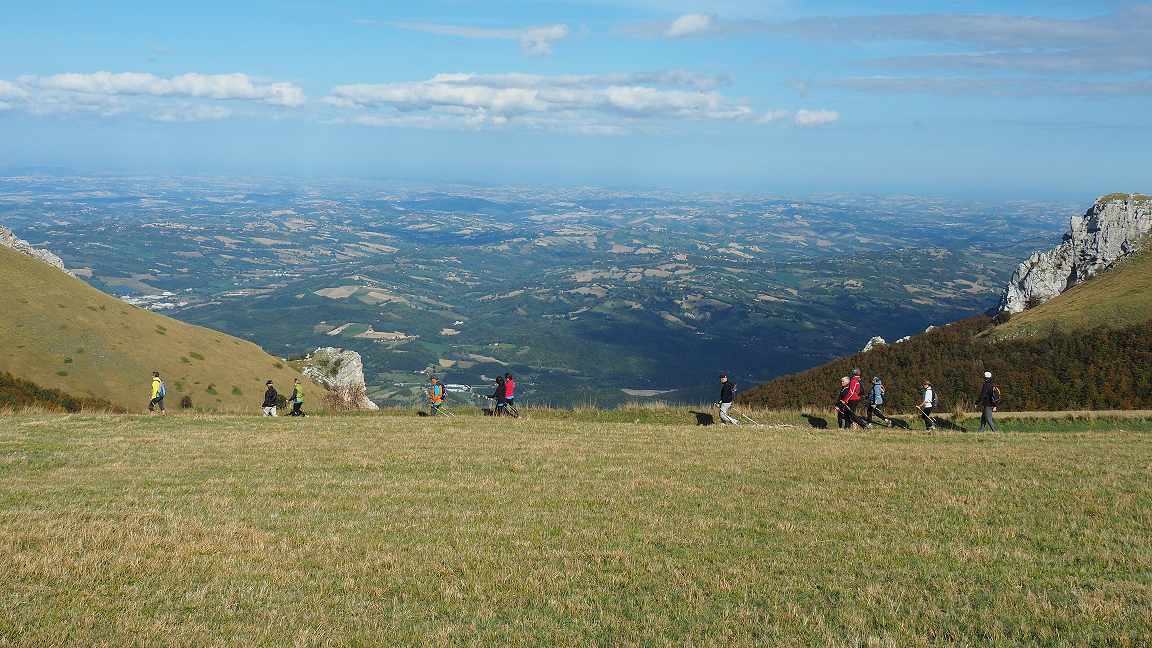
{"left": 984, "top": 371, "right": 992, "bottom": 379}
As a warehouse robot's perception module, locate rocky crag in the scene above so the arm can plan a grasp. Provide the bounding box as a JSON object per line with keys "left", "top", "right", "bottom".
{"left": 1000, "top": 194, "right": 1152, "bottom": 313}
{"left": 300, "top": 347, "right": 379, "bottom": 410}
{"left": 1, "top": 225, "right": 73, "bottom": 276}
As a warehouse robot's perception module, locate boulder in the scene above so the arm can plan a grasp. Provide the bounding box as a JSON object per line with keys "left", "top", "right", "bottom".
{"left": 861, "top": 336, "right": 886, "bottom": 353}
{"left": 1000, "top": 194, "right": 1152, "bottom": 313}
{"left": 1, "top": 225, "right": 74, "bottom": 276}
{"left": 300, "top": 347, "right": 379, "bottom": 410}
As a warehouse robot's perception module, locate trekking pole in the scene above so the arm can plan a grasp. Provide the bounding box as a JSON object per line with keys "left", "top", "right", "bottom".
{"left": 733, "top": 407, "right": 761, "bottom": 426}
{"left": 868, "top": 403, "right": 894, "bottom": 427}
{"left": 914, "top": 404, "right": 936, "bottom": 429}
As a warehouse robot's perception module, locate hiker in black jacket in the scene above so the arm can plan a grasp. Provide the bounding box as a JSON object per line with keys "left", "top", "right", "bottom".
{"left": 977, "top": 371, "right": 999, "bottom": 432}
{"left": 717, "top": 374, "right": 739, "bottom": 425}
{"left": 262, "top": 380, "right": 279, "bottom": 417}
{"left": 488, "top": 376, "right": 508, "bottom": 416}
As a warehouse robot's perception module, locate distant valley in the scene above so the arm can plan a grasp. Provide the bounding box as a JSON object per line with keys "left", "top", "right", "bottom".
{"left": 1, "top": 175, "right": 1077, "bottom": 406}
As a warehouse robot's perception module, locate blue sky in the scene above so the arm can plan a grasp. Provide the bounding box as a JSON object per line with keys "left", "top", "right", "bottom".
{"left": 1, "top": 1, "right": 1149, "bottom": 196}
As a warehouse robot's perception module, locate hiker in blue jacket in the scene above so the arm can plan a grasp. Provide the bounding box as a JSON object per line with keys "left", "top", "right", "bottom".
{"left": 865, "top": 376, "right": 893, "bottom": 426}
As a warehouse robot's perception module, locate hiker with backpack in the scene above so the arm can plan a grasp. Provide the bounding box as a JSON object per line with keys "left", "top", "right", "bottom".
{"left": 919, "top": 380, "right": 938, "bottom": 430}
{"left": 288, "top": 378, "right": 305, "bottom": 417}
{"left": 504, "top": 373, "right": 517, "bottom": 411}
{"left": 488, "top": 375, "right": 508, "bottom": 416}
{"left": 845, "top": 368, "right": 863, "bottom": 428}
{"left": 262, "top": 380, "right": 279, "bottom": 417}
{"left": 428, "top": 376, "right": 445, "bottom": 416}
{"left": 717, "top": 373, "right": 740, "bottom": 425}
{"left": 149, "top": 371, "right": 167, "bottom": 415}
{"left": 977, "top": 371, "right": 1000, "bottom": 432}
{"left": 836, "top": 376, "right": 851, "bottom": 428}
{"left": 865, "top": 376, "right": 892, "bottom": 426}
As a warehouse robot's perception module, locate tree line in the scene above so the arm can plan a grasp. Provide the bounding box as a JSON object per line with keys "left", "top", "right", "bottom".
{"left": 740, "top": 317, "right": 1152, "bottom": 412}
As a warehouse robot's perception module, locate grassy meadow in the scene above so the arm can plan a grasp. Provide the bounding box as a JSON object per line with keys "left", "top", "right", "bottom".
{"left": 2, "top": 413, "right": 1151, "bottom": 646}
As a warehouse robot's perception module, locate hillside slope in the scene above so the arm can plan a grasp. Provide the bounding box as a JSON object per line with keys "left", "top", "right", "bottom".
{"left": 740, "top": 249, "right": 1152, "bottom": 411}
{"left": 0, "top": 245, "right": 315, "bottom": 412}
{"left": 988, "top": 247, "right": 1152, "bottom": 341}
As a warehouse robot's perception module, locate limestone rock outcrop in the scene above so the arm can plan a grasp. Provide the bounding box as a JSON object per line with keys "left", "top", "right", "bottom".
{"left": 1, "top": 225, "right": 74, "bottom": 276}
{"left": 1000, "top": 194, "right": 1152, "bottom": 313}
{"left": 861, "top": 336, "right": 886, "bottom": 353}
{"left": 300, "top": 347, "right": 379, "bottom": 410}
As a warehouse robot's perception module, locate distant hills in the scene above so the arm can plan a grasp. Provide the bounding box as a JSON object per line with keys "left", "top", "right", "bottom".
{"left": 741, "top": 195, "right": 1152, "bottom": 412}
{"left": 0, "top": 242, "right": 314, "bottom": 412}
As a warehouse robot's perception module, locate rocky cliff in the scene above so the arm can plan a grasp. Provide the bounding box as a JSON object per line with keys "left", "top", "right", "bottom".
{"left": 300, "top": 347, "right": 379, "bottom": 410}
{"left": 1, "top": 226, "right": 73, "bottom": 276}
{"left": 999, "top": 194, "right": 1152, "bottom": 313}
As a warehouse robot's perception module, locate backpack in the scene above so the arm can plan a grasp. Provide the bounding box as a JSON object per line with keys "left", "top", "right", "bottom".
{"left": 158, "top": 381, "right": 167, "bottom": 398}
{"left": 991, "top": 385, "right": 1002, "bottom": 406}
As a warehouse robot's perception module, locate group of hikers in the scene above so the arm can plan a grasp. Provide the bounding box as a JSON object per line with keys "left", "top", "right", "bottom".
{"left": 147, "top": 366, "right": 1001, "bottom": 431}
{"left": 146, "top": 372, "right": 306, "bottom": 417}
{"left": 832, "top": 369, "right": 1001, "bottom": 432}
{"left": 426, "top": 373, "right": 519, "bottom": 417}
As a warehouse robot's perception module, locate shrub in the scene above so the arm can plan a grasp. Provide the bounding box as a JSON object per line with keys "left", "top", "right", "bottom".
{"left": 180, "top": 395, "right": 193, "bottom": 409}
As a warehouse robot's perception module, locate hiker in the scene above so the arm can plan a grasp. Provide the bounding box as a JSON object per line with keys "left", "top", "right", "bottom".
{"left": 845, "top": 368, "right": 863, "bottom": 428}
{"left": 977, "top": 371, "right": 1000, "bottom": 432}
{"left": 428, "top": 376, "right": 445, "bottom": 416}
{"left": 865, "top": 376, "right": 891, "bottom": 426}
{"left": 489, "top": 375, "right": 508, "bottom": 415}
{"left": 836, "top": 376, "right": 851, "bottom": 429}
{"left": 504, "top": 373, "right": 516, "bottom": 408}
{"left": 717, "top": 374, "right": 740, "bottom": 425}
{"left": 919, "top": 380, "right": 937, "bottom": 430}
{"left": 288, "top": 378, "right": 305, "bottom": 417}
{"left": 148, "top": 371, "right": 166, "bottom": 415}
{"left": 262, "top": 380, "right": 279, "bottom": 417}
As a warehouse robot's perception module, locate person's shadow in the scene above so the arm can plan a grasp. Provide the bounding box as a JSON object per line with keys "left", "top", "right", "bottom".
{"left": 802, "top": 414, "right": 829, "bottom": 429}
{"left": 690, "top": 411, "right": 715, "bottom": 426}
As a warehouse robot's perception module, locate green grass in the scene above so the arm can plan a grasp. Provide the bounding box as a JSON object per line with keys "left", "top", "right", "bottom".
{"left": 2, "top": 414, "right": 1150, "bottom": 645}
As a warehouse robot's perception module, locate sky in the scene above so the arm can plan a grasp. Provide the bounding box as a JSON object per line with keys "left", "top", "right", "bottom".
{"left": 1, "top": 1, "right": 1149, "bottom": 196}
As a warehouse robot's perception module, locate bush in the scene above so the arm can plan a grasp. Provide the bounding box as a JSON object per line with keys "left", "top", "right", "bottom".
{"left": 180, "top": 395, "right": 194, "bottom": 410}
{"left": 0, "top": 372, "right": 121, "bottom": 413}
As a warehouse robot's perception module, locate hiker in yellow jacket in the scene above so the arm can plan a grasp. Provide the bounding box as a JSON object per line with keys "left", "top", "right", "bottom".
{"left": 288, "top": 378, "right": 305, "bottom": 417}
{"left": 149, "top": 371, "right": 166, "bottom": 415}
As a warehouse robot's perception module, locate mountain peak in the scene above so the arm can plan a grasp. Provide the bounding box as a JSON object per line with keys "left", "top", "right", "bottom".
{"left": 999, "top": 194, "right": 1152, "bottom": 314}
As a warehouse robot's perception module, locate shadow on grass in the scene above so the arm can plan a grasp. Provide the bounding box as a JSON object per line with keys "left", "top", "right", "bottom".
{"left": 802, "top": 414, "right": 829, "bottom": 429}
{"left": 690, "top": 411, "right": 715, "bottom": 426}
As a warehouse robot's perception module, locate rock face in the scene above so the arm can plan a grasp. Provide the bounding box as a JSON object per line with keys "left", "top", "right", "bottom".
{"left": 300, "top": 347, "right": 379, "bottom": 410}
{"left": 861, "top": 336, "right": 886, "bottom": 353}
{"left": 1, "top": 225, "right": 74, "bottom": 276}
{"left": 1000, "top": 194, "right": 1152, "bottom": 313}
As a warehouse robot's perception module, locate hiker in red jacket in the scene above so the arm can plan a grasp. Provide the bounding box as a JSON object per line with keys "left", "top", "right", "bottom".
{"left": 846, "top": 368, "right": 863, "bottom": 428}
{"left": 504, "top": 373, "right": 516, "bottom": 407}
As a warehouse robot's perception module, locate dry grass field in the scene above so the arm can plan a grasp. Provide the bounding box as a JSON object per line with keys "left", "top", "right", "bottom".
{"left": 2, "top": 414, "right": 1150, "bottom": 646}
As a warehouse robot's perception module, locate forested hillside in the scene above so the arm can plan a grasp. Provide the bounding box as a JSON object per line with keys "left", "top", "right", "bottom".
{"left": 740, "top": 317, "right": 1152, "bottom": 411}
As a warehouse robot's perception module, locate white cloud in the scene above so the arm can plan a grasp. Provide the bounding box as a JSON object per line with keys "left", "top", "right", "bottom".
{"left": 386, "top": 21, "right": 571, "bottom": 56}
{"left": 793, "top": 109, "right": 839, "bottom": 126}
{"left": 665, "top": 14, "right": 717, "bottom": 38}
{"left": 326, "top": 72, "right": 838, "bottom": 133}
{"left": 150, "top": 104, "right": 233, "bottom": 122}
{"left": 0, "top": 80, "right": 28, "bottom": 99}
{"left": 0, "top": 71, "right": 306, "bottom": 123}
{"left": 29, "top": 72, "right": 305, "bottom": 107}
